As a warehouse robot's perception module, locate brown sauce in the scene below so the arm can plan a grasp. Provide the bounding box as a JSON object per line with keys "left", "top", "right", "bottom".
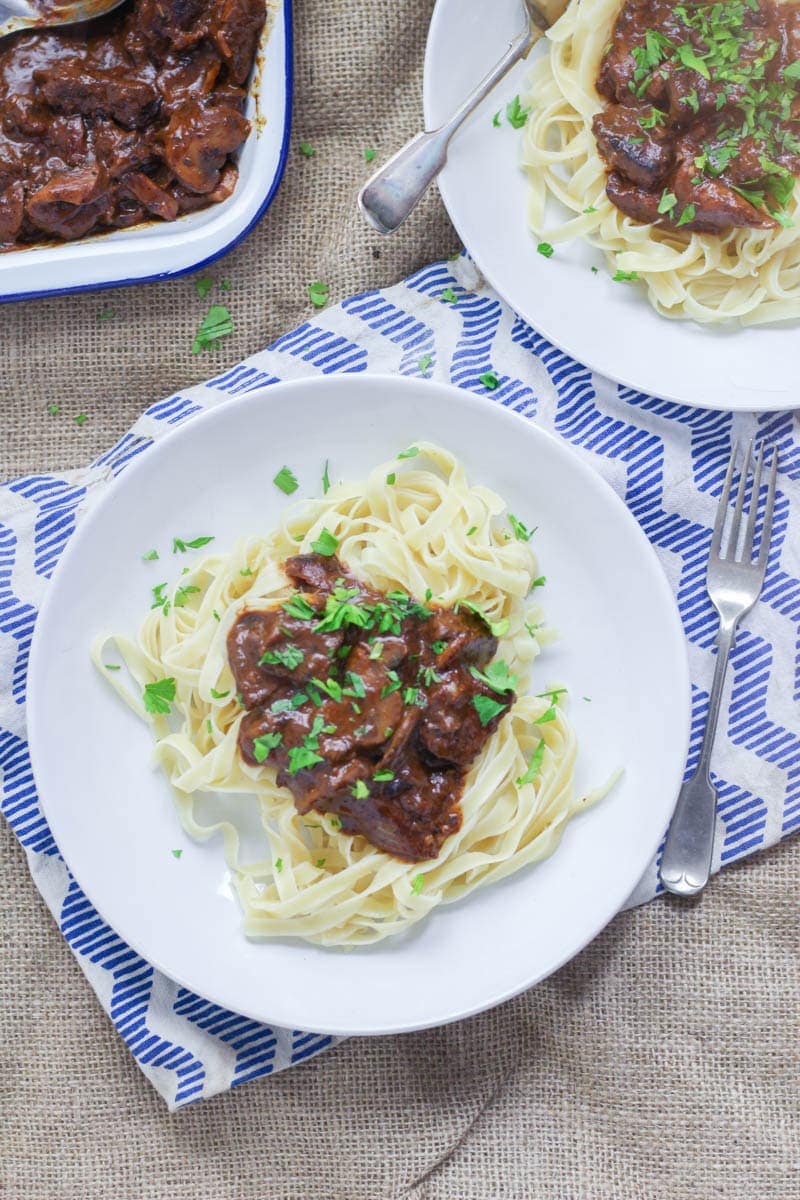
{"left": 0, "top": 0, "right": 265, "bottom": 248}
{"left": 594, "top": 0, "right": 800, "bottom": 232}
{"left": 227, "top": 554, "right": 516, "bottom": 862}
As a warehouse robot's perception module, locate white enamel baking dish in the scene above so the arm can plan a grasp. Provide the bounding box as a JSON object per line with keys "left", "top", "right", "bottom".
{"left": 0, "top": 0, "right": 291, "bottom": 301}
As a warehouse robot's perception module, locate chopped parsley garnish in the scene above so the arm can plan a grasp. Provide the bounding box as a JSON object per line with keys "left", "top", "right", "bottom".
{"left": 675, "top": 204, "right": 696, "bottom": 228}
{"left": 240, "top": 568, "right": 253, "bottom": 577}
{"left": 411, "top": 873, "right": 424, "bottom": 894}
{"left": 195, "top": 276, "right": 214, "bottom": 300}
{"left": 253, "top": 732, "right": 282, "bottom": 763}
{"left": 173, "top": 535, "right": 214, "bottom": 553}
{"left": 431, "top": 640, "right": 447, "bottom": 654}
{"left": 174, "top": 584, "right": 200, "bottom": 607}
{"left": 48, "top": 403, "right": 60, "bottom": 415}
{"left": 532, "top": 575, "right": 546, "bottom": 589}
{"left": 151, "top": 582, "right": 170, "bottom": 614}
{"left": 287, "top": 746, "right": 324, "bottom": 774}
{"left": 352, "top": 779, "right": 370, "bottom": 799}
{"left": 583, "top": 205, "right": 597, "bottom": 213}
{"left": 192, "top": 305, "right": 233, "bottom": 353}
{"left": 473, "top": 694, "right": 507, "bottom": 726}
{"left": 275, "top": 857, "right": 283, "bottom": 872}
{"left": 363, "top": 147, "right": 376, "bottom": 162}
{"left": 373, "top": 770, "right": 394, "bottom": 782}
{"left": 142, "top": 549, "right": 159, "bottom": 561}
{"left": 470, "top": 660, "right": 518, "bottom": 695}
{"left": 535, "top": 705, "right": 557, "bottom": 724}
{"left": 479, "top": 371, "right": 500, "bottom": 390}
{"left": 537, "top": 242, "right": 554, "bottom": 258}
{"left": 505, "top": 95, "right": 530, "bottom": 129}
{"left": 299, "top": 140, "right": 315, "bottom": 157}
{"left": 492, "top": 110, "right": 501, "bottom": 127}
{"left": 466, "top": 526, "right": 477, "bottom": 536}
{"left": 308, "top": 281, "right": 329, "bottom": 308}
{"left": 75, "top": 413, "right": 88, "bottom": 427}
{"left": 418, "top": 353, "right": 433, "bottom": 375}
{"left": 143, "top": 677, "right": 176, "bottom": 715}
{"left": 104, "top": 664, "right": 121, "bottom": 671}
{"left": 171, "top": 848, "right": 182, "bottom": 859}
{"left": 209, "top": 687, "right": 230, "bottom": 700}
{"left": 315, "top": 858, "right": 326, "bottom": 868}
{"left": 455, "top": 599, "right": 510, "bottom": 638}
{"left": 612, "top": 269, "right": 639, "bottom": 282}
{"left": 397, "top": 446, "right": 420, "bottom": 459}
{"left": 508, "top": 513, "right": 534, "bottom": 541}
{"left": 386, "top": 472, "right": 396, "bottom": 485}
{"left": 310, "top": 528, "right": 339, "bottom": 556}
{"left": 440, "top": 287, "right": 459, "bottom": 305}
{"left": 283, "top": 594, "right": 316, "bottom": 620}
{"left": 322, "top": 460, "right": 331, "bottom": 494}
{"left": 259, "top": 644, "right": 304, "bottom": 670}
{"left": 657, "top": 190, "right": 678, "bottom": 216}
{"left": 516, "top": 739, "right": 545, "bottom": 786}
{"left": 273, "top": 466, "right": 299, "bottom": 495}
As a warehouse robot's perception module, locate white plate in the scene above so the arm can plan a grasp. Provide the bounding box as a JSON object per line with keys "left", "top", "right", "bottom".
{"left": 0, "top": 1, "right": 290, "bottom": 302}
{"left": 27, "top": 376, "right": 690, "bottom": 1035}
{"left": 424, "top": 0, "right": 798, "bottom": 411}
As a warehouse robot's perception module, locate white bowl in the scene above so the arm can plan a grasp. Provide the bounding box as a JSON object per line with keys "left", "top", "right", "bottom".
{"left": 0, "top": 0, "right": 291, "bottom": 302}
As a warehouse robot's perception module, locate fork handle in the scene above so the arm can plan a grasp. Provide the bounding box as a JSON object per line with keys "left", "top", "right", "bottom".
{"left": 358, "top": 21, "right": 540, "bottom": 234}
{"left": 659, "top": 621, "right": 737, "bottom": 897}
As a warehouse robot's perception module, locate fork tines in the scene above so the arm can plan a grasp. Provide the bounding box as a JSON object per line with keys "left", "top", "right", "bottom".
{"left": 711, "top": 439, "right": 778, "bottom": 568}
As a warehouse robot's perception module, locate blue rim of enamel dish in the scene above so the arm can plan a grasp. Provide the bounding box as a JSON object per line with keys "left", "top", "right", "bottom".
{"left": 0, "top": 0, "right": 294, "bottom": 304}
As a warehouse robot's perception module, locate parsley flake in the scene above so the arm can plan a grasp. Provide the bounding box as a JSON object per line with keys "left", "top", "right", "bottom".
{"left": 308, "top": 281, "right": 329, "bottom": 308}
{"left": 397, "top": 446, "right": 420, "bottom": 459}
{"left": 143, "top": 677, "right": 176, "bottom": 715}
{"left": 253, "top": 731, "right": 282, "bottom": 763}
{"left": 516, "top": 740, "right": 545, "bottom": 786}
{"left": 479, "top": 371, "right": 500, "bottom": 390}
{"left": 363, "top": 147, "right": 376, "bottom": 162}
{"left": 440, "top": 287, "right": 459, "bottom": 304}
{"left": 173, "top": 535, "right": 214, "bottom": 553}
{"left": 508, "top": 513, "right": 535, "bottom": 541}
{"left": 194, "top": 277, "right": 214, "bottom": 300}
{"left": 322, "top": 460, "right": 331, "bottom": 494}
{"left": 473, "top": 694, "right": 507, "bottom": 726}
{"left": 299, "top": 140, "right": 315, "bottom": 157}
{"left": 142, "top": 549, "right": 159, "bottom": 561}
{"left": 192, "top": 305, "right": 233, "bottom": 353}
{"left": 411, "top": 873, "right": 424, "bottom": 894}
{"left": 310, "top": 528, "right": 339, "bottom": 556}
{"left": 273, "top": 466, "right": 299, "bottom": 495}
{"left": 505, "top": 95, "right": 530, "bottom": 129}
{"left": 537, "top": 242, "right": 554, "bottom": 258}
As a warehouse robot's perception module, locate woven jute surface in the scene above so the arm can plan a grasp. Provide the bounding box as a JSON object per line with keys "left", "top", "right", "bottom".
{"left": 1, "top": 0, "right": 799, "bottom": 1196}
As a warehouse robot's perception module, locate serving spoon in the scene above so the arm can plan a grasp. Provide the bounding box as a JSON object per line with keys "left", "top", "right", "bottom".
{"left": 0, "top": 0, "right": 124, "bottom": 37}
{"left": 358, "top": 0, "right": 558, "bottom": 235}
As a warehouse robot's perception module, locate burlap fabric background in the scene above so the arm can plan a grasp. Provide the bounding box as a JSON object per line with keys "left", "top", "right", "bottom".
{"left": 1, "top": 1, "right": 798, "bottom": 1195}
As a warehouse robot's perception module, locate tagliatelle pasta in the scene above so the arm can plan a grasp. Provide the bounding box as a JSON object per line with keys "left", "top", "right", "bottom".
{"left": 93, "top": 444, "right": 606, "bottom": 947}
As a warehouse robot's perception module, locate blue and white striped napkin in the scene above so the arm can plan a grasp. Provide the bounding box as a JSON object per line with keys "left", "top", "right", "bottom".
{"left": 2, "top": 255, "right": 798, "bottom": 1109}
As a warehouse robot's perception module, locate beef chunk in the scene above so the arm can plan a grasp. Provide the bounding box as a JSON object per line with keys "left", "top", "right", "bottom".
{"left": 35, "top": 63, "right": 160, "bottom": 129}
{"left": 593, "top": 104, "right": 673, "bottom": 188}
{"left": 227, "top": 605, "right": 344, "bottom": 709}
{"left": 26, "top": 167, "right": 111, "bottom": 239}
{"left": 163, "top": 99, "right": 250, "bottom": 193}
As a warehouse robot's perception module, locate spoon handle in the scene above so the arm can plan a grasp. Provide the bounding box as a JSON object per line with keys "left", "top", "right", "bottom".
{"left": 358, "top": 22, "right": 540, "bottom": 234}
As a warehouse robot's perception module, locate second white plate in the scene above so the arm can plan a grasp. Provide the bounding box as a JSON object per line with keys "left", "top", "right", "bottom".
{"left": 424, "top": 0, "right": 798, "bottom": 411}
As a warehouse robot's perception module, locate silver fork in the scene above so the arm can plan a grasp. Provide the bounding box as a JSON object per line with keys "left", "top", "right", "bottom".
{"left": 358, "top": 0, "right": 551, "bottom": 235}
{"left": 660, "top": 439, "right": 779, "bottom": 898}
